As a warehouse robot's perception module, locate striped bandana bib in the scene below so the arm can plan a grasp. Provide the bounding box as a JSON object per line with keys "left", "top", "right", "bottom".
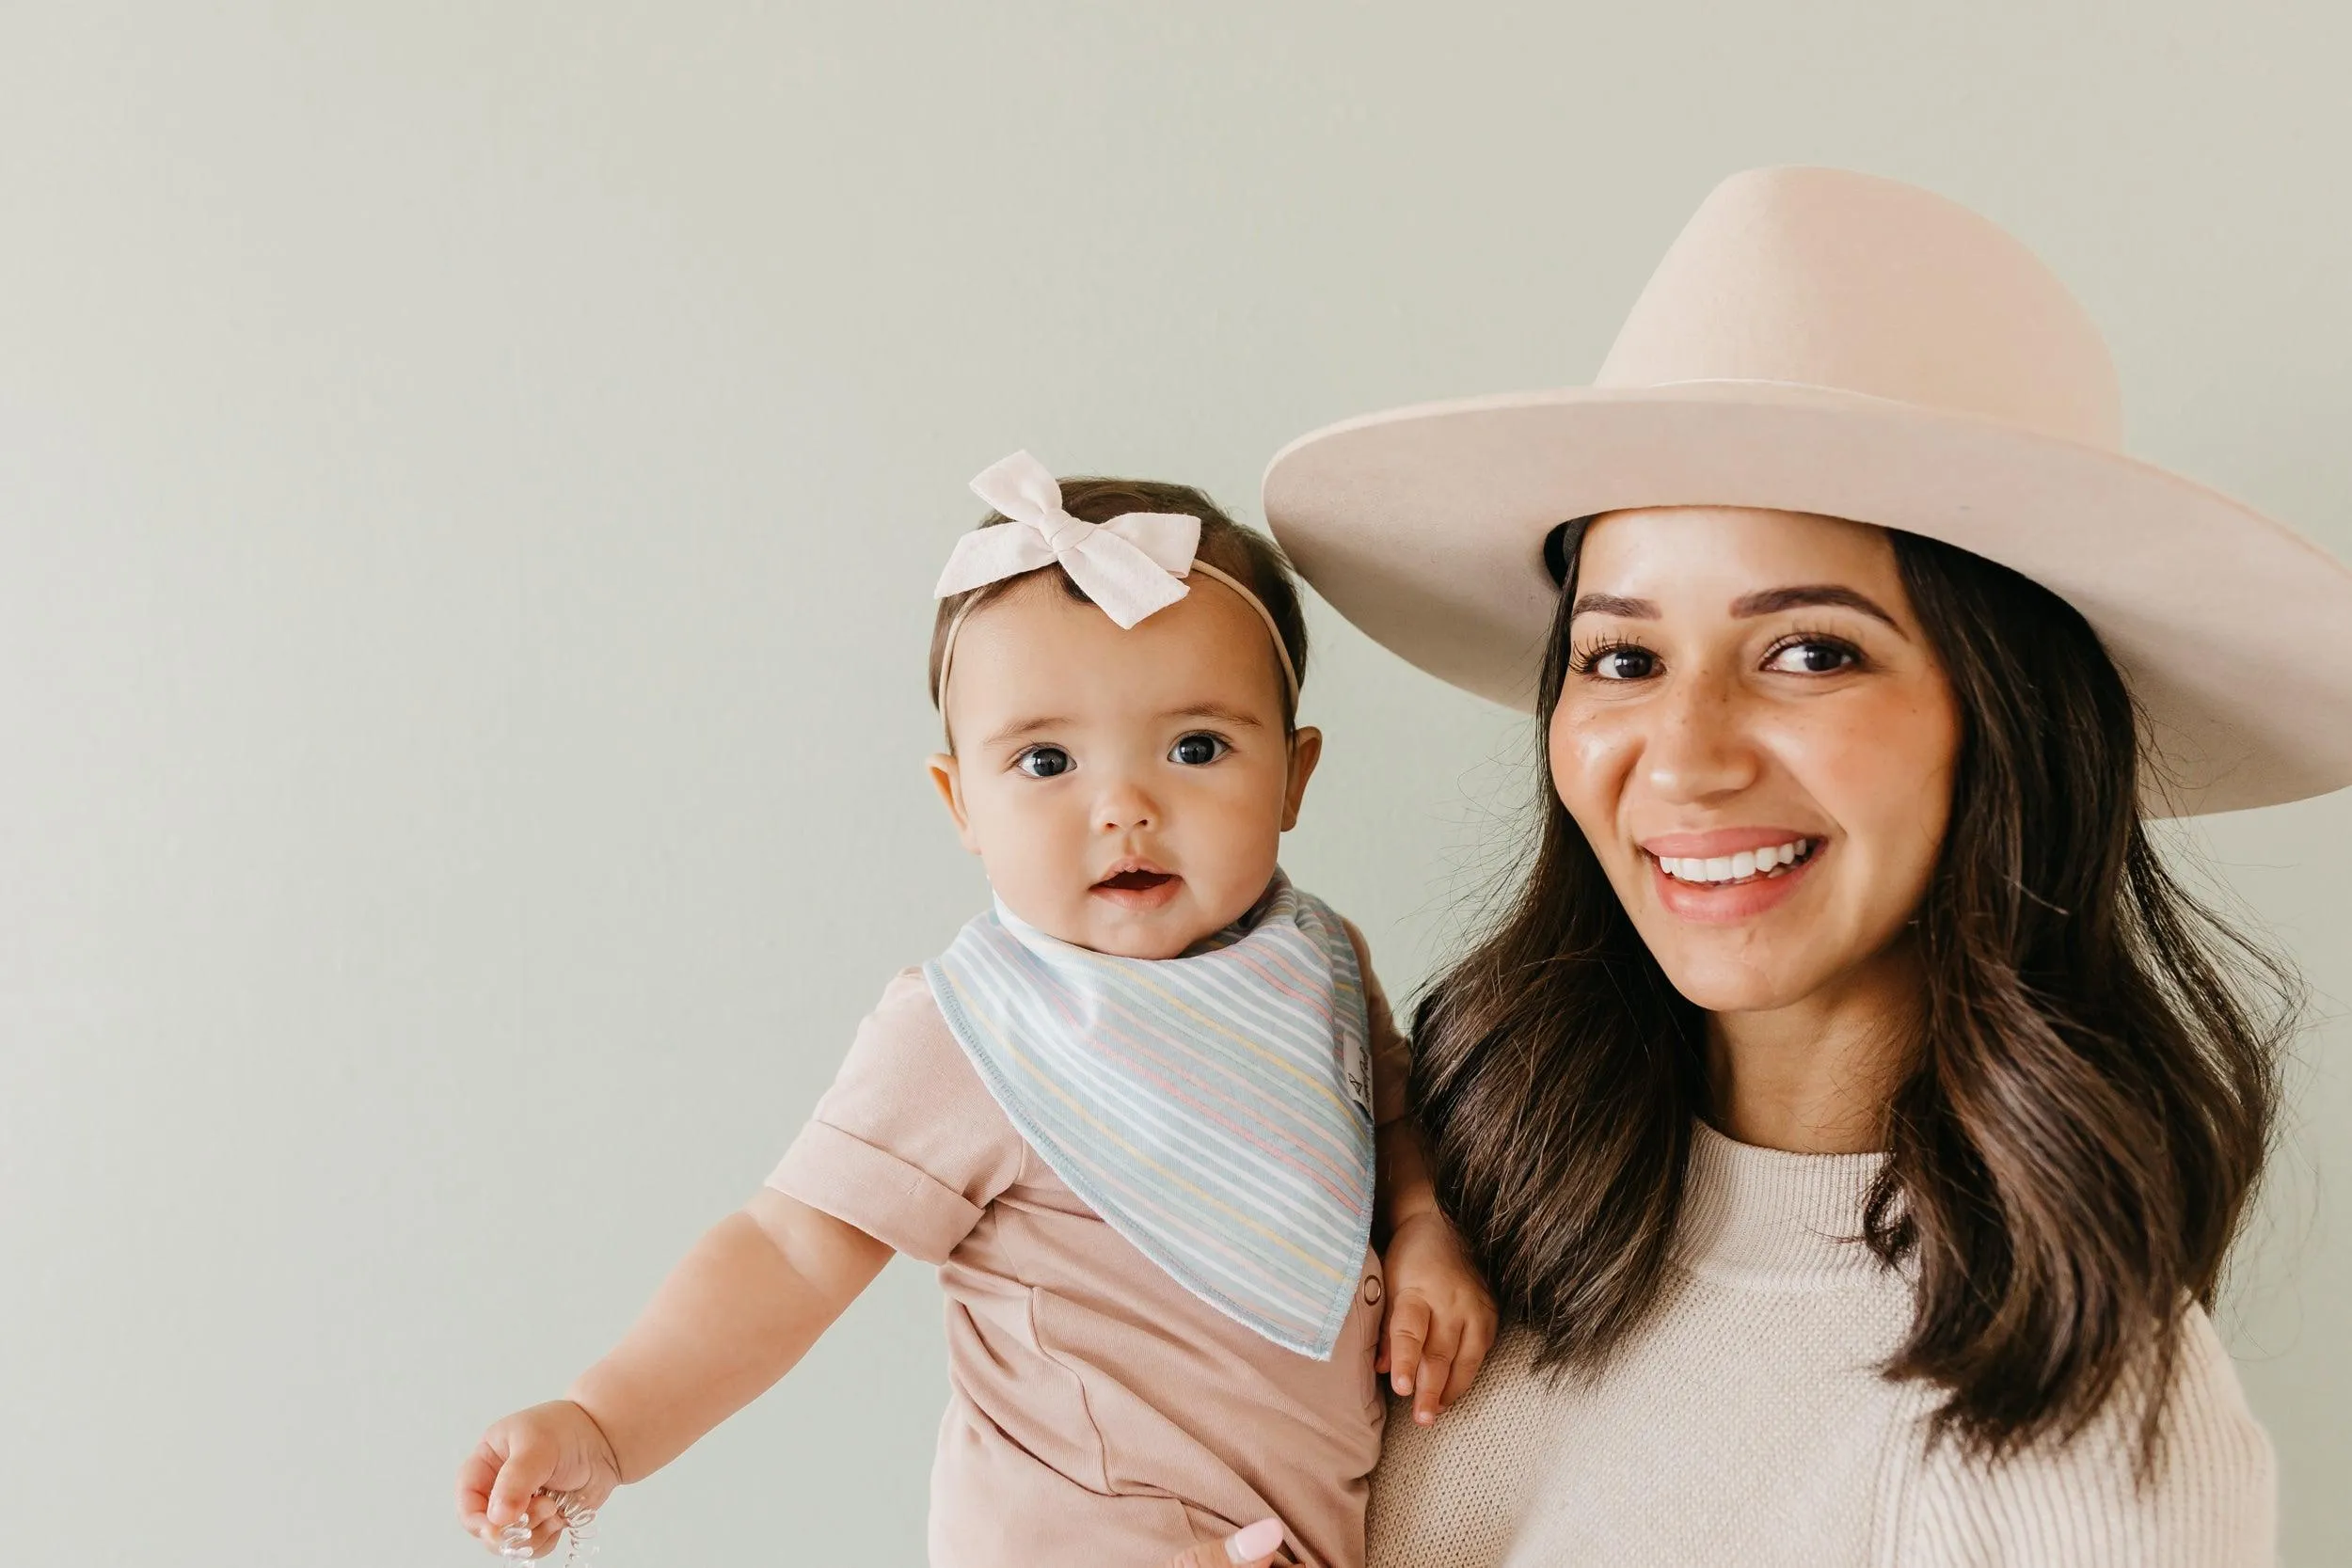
{"left": 924, "top": 874, "right": 1375, "bottom": 1359}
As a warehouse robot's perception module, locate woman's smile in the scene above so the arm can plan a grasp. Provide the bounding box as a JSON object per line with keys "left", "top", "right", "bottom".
{"left": 1641, "top": 831, "right": 1826, "bottom": 925}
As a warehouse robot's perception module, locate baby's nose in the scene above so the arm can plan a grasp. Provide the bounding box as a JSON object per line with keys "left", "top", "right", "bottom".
{"left": 1095, "top": 782, "right": 1157, "bottom": 832}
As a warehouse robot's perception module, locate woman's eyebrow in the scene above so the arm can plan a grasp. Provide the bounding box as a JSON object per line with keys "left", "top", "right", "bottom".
{"left": 1731, "top": 584, "right": 1905, "bottom": 633}
{"left": 1569, "top": 593, "right": 1661, "bottom": 619}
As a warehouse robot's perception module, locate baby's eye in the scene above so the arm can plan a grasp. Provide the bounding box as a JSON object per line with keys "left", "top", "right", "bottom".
{"left": 1014, "top": 745, "right": 1074, "bottom": 779}
{"left": 1762, "top": 637, "right": 1861, "bottom": 675}
{"left": 1168, "top": 733, "right": 1228, "bottom": 766}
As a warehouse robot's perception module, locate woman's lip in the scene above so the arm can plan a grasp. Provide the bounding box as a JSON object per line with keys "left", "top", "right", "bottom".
{"left": 1647, "top": 841, "right": 1823, "bottom": 925}
{"left": 1639, "top": 827, "right": 1823, "bottom": 858}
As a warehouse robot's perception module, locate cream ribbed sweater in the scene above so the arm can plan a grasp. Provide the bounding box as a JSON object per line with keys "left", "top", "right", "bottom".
{"left": 1367, "top": 1123, "right": 2276, "bottom": 1566}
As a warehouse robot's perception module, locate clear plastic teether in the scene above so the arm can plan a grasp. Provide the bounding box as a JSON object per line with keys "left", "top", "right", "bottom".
{"left": 496, "top": 1489, "right": 599, "bottom": 1565}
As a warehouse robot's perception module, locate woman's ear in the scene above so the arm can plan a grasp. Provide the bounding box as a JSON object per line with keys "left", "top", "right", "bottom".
{"left": 927, "top": 752, "right": 982, "bottom": 854}
{"left": 1280, "top": 727, "right": 1324, "bottom": 832}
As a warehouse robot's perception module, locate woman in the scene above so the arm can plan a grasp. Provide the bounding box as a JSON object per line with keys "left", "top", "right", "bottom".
{"left": 1139, "top": 167, "right": 2352, "bottom": 1566}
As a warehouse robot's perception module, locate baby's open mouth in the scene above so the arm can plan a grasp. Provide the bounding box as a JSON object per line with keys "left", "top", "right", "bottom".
{"left": 1095, "top": 869, "right": 1176, "bottom": 893}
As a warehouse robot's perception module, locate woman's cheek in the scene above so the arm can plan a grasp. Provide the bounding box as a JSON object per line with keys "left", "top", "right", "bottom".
{"left": 1549, "top": 704, "right": 1632, "bottom": 826}
{"left": 1864, "top": 686, "right": 1958, "bottom": 844}
{"left": 1795, "top": 689, "right": 1956, "bottom": 920}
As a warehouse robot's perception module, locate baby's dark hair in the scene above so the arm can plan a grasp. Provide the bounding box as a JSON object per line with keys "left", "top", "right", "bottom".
{"left": 929, "top": 475, "right": 1311, "bottom": 733}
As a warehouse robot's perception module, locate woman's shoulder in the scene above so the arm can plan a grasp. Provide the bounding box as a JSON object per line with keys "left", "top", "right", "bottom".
{"left": 1901, "top": 1306, "right": 2276, "bottom": 1567}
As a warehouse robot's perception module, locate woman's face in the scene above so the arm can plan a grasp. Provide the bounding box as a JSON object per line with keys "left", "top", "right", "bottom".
{"left": 1549, "top": 507, "right": 1962, "bottom": 1016}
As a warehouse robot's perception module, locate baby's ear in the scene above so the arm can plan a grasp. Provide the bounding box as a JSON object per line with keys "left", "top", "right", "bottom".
{"left": 1281, "top": 727, "right": 1325, "bottom": 832}
{"left": 928, "top": 752, "right": 982, "bottom": 853}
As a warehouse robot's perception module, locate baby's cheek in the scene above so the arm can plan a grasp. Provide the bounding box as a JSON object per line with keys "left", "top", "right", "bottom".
{"left": 1182, "top": 800, "right": 1286, "bottom": 916}
{"left": 972, "top": 828, "right": 1090, "bottom": 937}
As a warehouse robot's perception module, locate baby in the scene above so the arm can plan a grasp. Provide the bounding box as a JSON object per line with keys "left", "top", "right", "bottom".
{"left": 457, "top": 453, "right": 1495, "bottom": 1568}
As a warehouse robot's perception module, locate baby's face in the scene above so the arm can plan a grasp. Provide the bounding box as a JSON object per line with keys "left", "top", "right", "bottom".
{"left": 930, "top": 574, "right": 1319, "bottom": 959}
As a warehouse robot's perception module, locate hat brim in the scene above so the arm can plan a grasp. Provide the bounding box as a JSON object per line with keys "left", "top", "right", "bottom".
{"left": 1264, "top": 381, "right": 2352, "bottom": 816}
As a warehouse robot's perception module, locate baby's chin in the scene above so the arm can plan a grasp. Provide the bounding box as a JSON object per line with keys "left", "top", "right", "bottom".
{"left": 1009, "top": 887, "right": 1247, "bottom": 960}
{"left": 1079, "top": 930, "right": 1205, "bottom": 960}
{"left": 1065, "top": 902, "right": 1220, "bottom": 960}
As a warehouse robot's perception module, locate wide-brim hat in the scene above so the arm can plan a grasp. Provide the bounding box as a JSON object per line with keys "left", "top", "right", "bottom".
{"left": 1263, "top": 166, "right": 2352, "bottom": 816}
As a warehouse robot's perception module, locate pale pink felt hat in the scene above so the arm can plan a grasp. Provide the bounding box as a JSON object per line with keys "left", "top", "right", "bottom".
{"left": 1263, "top": 166, "right": 2352, "bottom": 815}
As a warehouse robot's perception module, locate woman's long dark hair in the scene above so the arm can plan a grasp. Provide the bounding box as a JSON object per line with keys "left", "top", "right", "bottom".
{"left": 1411, "top": 521, "right": 2298, "bottom": 1461}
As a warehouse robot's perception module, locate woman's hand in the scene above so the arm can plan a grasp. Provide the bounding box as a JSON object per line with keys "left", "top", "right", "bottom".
{"left": 1158, "top": 1518, "right": 1288, "bottom": 1567}
{"left": 1379, "top": 1208, "right": 1499, "bottom": 1426}
{"left": 454, "top": 1399, "right": 623, "bottom": 1559}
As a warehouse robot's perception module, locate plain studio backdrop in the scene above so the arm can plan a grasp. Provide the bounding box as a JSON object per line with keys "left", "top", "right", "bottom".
{"left": 3, "top": 4, "right": 2347, "bottom": 1563}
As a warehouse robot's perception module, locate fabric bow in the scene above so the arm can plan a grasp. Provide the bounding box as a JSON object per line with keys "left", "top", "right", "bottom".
{"left": 933, "top": 451, "right": 1203, "bottom": 629}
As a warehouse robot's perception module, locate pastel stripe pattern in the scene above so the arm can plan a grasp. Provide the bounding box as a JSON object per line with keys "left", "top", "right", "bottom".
{"left": 925, "top": 875, "right": 1375, "bottom": 1359}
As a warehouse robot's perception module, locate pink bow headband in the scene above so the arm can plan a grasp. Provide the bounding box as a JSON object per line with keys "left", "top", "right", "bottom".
{"left": 932, "top": 451, "right": 1302, "bottom": 703}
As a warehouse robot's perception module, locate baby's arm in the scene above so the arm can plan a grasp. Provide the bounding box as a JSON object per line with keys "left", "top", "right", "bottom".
{"left": 571, "top": 1189, "right": 891, "bottom": 1477}
{"left": 456, "top": 1191, "right": 890, "bottom": 1553}
{"left": 1375, "top": 1119, "right": 1497, "bottom": 1427}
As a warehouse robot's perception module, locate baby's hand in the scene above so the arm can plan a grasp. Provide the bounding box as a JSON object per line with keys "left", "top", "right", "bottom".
{"left": 454, "top": 1399, "right": 622, "bottom": 1558}
{"left": 1378, "top": 1209, "right": 1497, "bottom": 1427}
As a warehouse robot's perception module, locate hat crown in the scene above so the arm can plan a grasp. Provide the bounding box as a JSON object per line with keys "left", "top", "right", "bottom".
{"left": 1597, "top": 167, "right": 2124, "bottom": 450}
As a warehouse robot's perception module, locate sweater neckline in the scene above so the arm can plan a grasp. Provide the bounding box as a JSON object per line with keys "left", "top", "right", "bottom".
{"left": 1673, "top": 1119, "right": 1890, "bottom": 1288}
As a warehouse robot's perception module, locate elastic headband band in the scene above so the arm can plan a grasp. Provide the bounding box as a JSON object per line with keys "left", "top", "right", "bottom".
{"left": 931, "top": 451, "right": 1302, "bottom": 723}
{"left": 936, "top": 556, "right": 1301, "bottom": 712}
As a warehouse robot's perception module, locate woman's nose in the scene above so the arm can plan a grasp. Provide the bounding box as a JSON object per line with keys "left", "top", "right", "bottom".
{"left": 1639, "top": 673, "right": 1760, "bottom": 804}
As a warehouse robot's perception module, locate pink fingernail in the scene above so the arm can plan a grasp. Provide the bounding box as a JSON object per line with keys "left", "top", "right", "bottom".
{"left": 1228, "top": 1518, "right": 1285, "bottom": 1561}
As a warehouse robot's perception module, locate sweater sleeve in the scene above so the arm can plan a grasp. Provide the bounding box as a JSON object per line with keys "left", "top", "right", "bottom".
{"left": 1898, "top": 1307, "right": 2277, "bottom": 1567}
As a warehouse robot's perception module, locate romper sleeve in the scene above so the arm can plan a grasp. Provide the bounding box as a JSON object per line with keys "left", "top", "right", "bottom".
{"left": 1343, "top": 917, "right": 1416, "bottom": 1129}
{"left": 767, "top": 968, "right": 1025, "bottom": 1265}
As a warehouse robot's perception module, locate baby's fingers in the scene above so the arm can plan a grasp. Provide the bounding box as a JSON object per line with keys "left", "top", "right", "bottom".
{"left": 459, "top": 1474, "right": 560, "bottom": 1558}
{"left": 485, "top": 1433, "right": 559, "bottom": 1531}
{"left": 1383, "top": 1292, "right": 1431, "bottom": 1400}
{"left": 455, "top": 1443, "right": 501, "bottom": 1536}
{"left": 1440, "top": 1315, "right": 1495, "bottom": 1409}
{"left": 1410, "top": 1317, "right": 1459, "bottom": 1427}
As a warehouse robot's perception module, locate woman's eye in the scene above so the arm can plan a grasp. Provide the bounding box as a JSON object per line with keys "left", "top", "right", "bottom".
{"left": 1763, "top": 638, "right": 1861, "bottom": 674}
{"left": 1014, "top": 746, "right": 1073, "bottom": 778}
{"left": 1168, "top": 733, "right": 1228, "bottom": 766}
{"left": 1577, "top": 643, "right": 1659, "bottom": 681}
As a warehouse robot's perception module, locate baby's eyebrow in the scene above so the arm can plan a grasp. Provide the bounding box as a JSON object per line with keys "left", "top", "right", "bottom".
{"left": 980, "top": 715, "right": 1072, "bottom": 748}
{"left": 1163, "top": 702, "right": 1266, "bottom": 729}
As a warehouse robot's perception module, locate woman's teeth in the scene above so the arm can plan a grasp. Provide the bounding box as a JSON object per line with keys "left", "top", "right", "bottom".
{"left": 1655, "top": 839, "right": 1816, "bottom": 885}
